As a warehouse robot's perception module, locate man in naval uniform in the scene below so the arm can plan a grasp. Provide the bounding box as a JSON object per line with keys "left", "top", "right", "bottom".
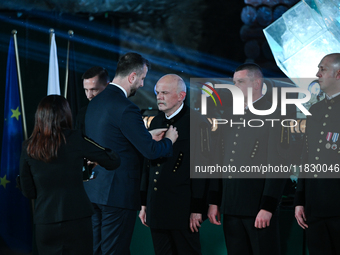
{"left": 139, "top": 74, "right": 210, "bottom": 255}
{"left": 295, "top": 53, "right": 340, "bottom": 255}
{"left": 208, "top": 63, "right": 288, "bottom": 255}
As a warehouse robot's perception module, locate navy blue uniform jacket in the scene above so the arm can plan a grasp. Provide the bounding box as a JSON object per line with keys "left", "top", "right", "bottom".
{"left": 84, "top": 84, "right": 173, "bottom": 210}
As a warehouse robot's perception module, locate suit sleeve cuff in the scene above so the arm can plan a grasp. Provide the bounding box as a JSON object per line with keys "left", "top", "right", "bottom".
{"left": 293, "top": 191, "right": 305, "bottom": 207}
{"left": 190, "top": 197, "right": 206, "bottom": 213}
{"left": 140, "top": 191, "right": 147, "bottom": 206}
{"left": 207, "top": 191, "right": 221, "bottom": 206}
{"left": 260, "top": 195, "right": 279, "bottom": 213}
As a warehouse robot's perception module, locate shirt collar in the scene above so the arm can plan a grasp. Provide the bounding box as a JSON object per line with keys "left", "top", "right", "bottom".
{"left": 326, "top": 91, "right": 340, "bottom": 100}
{"left": 110, "top": 83, "right": 127, "bottom": 98}
{"left": 165, "top": 103, "right": 184, "bottom": 119}
{"left": 245, "top": 94, "right": 264, "bottom": 110}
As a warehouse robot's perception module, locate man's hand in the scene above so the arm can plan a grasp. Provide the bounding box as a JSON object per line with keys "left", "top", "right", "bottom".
{"left": 165, "top": 125, "right": 178, "bottom": 144}
{"left": 139, "top": 206, "right": 149, "bottom": 227}
{"left": 255, "top": 209, "right": 272, "bottom": 228}
{"left": 295, "top": 205, "right": 308, "bottom": 229}
{"left": 208, "top": 204, "right": 221, "bottom": 225}
{"left": 149, "top": 128, "right": 167, "bottom": 141}
{"left": 190, "top": 213, "right": 203, "bottom": 232}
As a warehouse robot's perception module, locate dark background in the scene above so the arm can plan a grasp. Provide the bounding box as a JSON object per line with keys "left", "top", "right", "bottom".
{"left": 0, "top": 0, "right": 306, "bottom": 254}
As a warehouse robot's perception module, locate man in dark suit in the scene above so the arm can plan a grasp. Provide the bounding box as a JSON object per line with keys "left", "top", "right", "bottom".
{"left": 75, "top": 66, "right": 110, "bottom": 180}
{"left": 139, "top": 74, "right": 210, "bottom": 255}
{"left": 295, "top": 53, "right": 340, "bottom": 255}
{"left": 208, "top": 63, "right": 287, "bottom": 255}
{"left": 84, "top": 53, "right": 178, "bottom": 255}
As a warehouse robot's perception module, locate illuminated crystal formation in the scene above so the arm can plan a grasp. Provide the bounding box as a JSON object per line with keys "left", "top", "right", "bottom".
{"left": 264, "top": 0, "right": 340, "bottom": 89}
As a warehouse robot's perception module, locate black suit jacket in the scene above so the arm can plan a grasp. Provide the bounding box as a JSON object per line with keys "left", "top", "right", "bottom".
{"left": 19, "top": 129, "right": 120, "bottom": 224}
{"left": 84, "top": 84, "right": 173, "bottom": 210}
{"left": 141, "top": 105, "right": 210, "bottom": 229}
{"left": 209, "top": 97, "right": 288, "bottom": 216}
{"left": 295, "top": 95, "right": 340, "bottom": 217}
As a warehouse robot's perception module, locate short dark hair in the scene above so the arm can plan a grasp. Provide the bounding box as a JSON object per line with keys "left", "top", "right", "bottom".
{"left": 82, "top": 66, "right": 110, "bottom": 86}
{"left": 115, "top": 52, "right": 150, "bottom": 78}
{"left": 235, "top": 63, "right": 263, "bottom": 80}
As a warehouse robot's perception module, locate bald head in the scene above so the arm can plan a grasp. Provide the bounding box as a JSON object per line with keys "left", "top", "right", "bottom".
{"left": 316, "top": 53, "right": 340, "bottom": 96}
{"left": 155, "top": 74, "right": 187, "bottom": 116}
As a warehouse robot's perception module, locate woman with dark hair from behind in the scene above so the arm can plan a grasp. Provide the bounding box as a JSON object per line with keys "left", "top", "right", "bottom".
{"left": 19, "top": 95, "right": 120, "bottom": 255}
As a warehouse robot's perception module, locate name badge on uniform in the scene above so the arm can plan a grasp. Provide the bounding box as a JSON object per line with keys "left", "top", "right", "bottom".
{"left": 331, "top": 133, "right": 339, "bottom": 150}
{"left": 326, "top": 132, "right": 332, "bottom": 149}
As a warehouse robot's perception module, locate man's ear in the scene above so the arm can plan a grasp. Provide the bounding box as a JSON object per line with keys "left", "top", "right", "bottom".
{"left": 253, "top": 79, "right": 262, "bottom": 91}
{"left": 179, "top": 91, "right": 186, "bottom": 101}
{"left": 128, "top": 72, "right": 137, "bottom": 84}
{"left": 335, "top": 69, "right": 340, "bottom": 80}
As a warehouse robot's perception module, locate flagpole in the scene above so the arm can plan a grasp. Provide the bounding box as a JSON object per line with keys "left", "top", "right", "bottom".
{"left": 12, "top": 30, "right": 27, "bottom": 140}
{"left": 49, "top": 28, "right": 54, "bottom": 44}
{"left": 64, "top": 30, "right": 74, "bottom": 98}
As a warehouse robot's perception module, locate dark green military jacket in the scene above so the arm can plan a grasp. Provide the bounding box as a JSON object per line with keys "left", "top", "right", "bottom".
{"left": 209, "top": 96, "right": 288, "bottom": 216}
{"left": 295, "top": 95, "right": 340, "bottom": 217}
{"left": 141, "top": 105, "right": 210, "bottom": 229}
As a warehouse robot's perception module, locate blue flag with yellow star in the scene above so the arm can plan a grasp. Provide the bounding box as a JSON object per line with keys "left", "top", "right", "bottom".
{"left": 0, "top": 37, "right": 32, "bottom": 253}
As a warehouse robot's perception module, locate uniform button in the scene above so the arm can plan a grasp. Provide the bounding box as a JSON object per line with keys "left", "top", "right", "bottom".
{"left": 167, "top": 124, "right": 169, "bottom": 127}
{"left": 230, "top": 159, "right": 234, "bottom": 162}
{"left": 256, "top": 141, "right": 259, "bottom": 144}
{"left": 254, "top": 148, "right": 257, "bottom": 151}
{"left": 180, "top": 153, "right": 183, "bottom": 156}
{"left": 251, "top": 155, "right": 254, "bottom": 158}
{"left": 235, "top": 134, "right": 239, "bottom": 137}
{"left": 237, "top": 126, "right": 241, "bottom": 129}
{"left": 321, "top": 131, "right": 324, "bottom": 135}
{"left": 331, "top": 100, "right": 335, "bottom": 103}
{"left": 325, "top": 114, "right": 329, "bottom": 118}
{"left": 234, "top": 142, "right": 237, "bottom": 145}
{"left": 317, "top": 148, "right": 320, "bottom": 152}
{"left": 173, "top": 170, "right": 176, "bottom": 172}
{"left": 154, "top": 179, "right": 157, "bottom": 183}
{"left": 315, "top": 157, "right": 319, "bottom": 160}
{"left": 328, "top": 106, "right": 332, "bottom": 110}
{"left": 157, "top": 164, "right": 161, "bottom": 167}
{"left": 228, "top": 176, "right": 232, "bottom": 179}
{"left": 255, "top": 145, "right": 258, "bottom": 148}
{"left": 154, "top": 187, "right": 158, "bottom": 191}
{"left": 252, "top": 152, "right": 256, "bottom": 154}
{"left": 179, "top": 158, "right": 182, "bottom": 160}
{"left": 323, "top": 123, "right": 326, "bottom": 126}
{"left": 232, "top": 150, "right": 235, "bottom": 154}
{"left": 314, "top": 174, "right": 318, "bottom": 178}
{"left": 338, "top": 151, "right": 340, "bottom": 154}
{"left": 319, "top": 140, "right": 322, "bottom": 143}
{"left": 155, "top": 171, "right": 159, "bottom": 175}
{"left": 240, "top": 118, "right": 244, "bottom": 120}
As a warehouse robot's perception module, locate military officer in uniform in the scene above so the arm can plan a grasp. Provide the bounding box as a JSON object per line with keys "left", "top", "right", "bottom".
{"left": 139, "top": 74, "right": 210, "bottom": 255}
{"left": 208, "top": 63, "right": 287, "bottom": 255}
{"left": 295, "top": 53, "right": 340, "bottom": 255}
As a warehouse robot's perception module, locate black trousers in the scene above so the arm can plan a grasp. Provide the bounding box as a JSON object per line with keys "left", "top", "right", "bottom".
{"left": 150, "top": 228, "right": 202, "bottom": 255}
{"left": 35, "top": 216, "right": 92, "bottom": 255}
{"left": 222, "top": 214, "right": 280, "bottom": 255}
{"left": 306, "top": 216, "right": 340, "bottom": 255}
{"left": 92, "top": 203, "right": 136, "bottom": 255}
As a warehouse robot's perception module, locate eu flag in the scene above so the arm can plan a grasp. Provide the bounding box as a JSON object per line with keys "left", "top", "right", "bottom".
{"left": 0, "top": 37, "right": 32, "bottom": 253}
